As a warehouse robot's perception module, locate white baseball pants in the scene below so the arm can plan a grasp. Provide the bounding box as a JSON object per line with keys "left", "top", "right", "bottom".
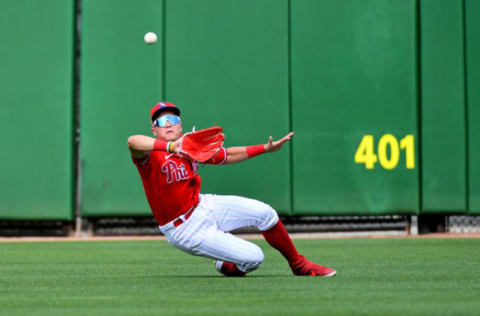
{"left": 159, "top": 194, "right": 279, "bottom": 272}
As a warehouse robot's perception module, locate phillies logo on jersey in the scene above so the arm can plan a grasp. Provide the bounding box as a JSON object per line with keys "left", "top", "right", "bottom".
{"left": 161, "top": 160, "right": 189, "bottom": 184}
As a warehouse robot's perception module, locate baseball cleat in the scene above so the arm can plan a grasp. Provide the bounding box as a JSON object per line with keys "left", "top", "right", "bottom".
{"left": 213, "top": 260, "right": 246, "bottom": 277}
{"left": 289, "top": 255, "right": 337, "bottom": 277}
{"left": 214, "top": 260, "right": 224, "bottom": 273}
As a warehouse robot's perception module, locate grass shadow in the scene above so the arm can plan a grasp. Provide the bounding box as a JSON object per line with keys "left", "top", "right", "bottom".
{"left": 143, "top": 274, "right": 291, "bottom": 279}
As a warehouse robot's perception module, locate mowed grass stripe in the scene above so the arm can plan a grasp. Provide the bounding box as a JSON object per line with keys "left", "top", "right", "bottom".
{"left": 0, "top": 239, "right": 479, "bottom": 316}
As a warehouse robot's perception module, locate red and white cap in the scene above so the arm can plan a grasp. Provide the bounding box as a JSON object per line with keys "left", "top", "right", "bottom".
{"left": 150, "top": 102, "right": 181, "bottom": 122}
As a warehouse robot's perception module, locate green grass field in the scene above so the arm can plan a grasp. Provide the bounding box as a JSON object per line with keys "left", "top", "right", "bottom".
{"left": 0, "top": 238, "right": 479, "bottom": 315}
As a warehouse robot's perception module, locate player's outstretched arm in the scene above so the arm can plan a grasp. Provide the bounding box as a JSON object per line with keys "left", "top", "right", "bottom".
{"left": 225, "top": 132, "right": 294, "bottom": 164}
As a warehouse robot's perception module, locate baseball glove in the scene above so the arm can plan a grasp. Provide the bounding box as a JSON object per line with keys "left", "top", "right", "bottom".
{"left": 180, "top": 126, "right": 225, "bottom": 162}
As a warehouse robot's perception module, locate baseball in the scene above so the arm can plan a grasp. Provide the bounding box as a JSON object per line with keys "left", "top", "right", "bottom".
{"left": 144, "top": 32, "right": 157, "bottom": 45}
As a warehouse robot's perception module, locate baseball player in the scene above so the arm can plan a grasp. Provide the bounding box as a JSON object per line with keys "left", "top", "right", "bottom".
{"left": 127, "top": 101, "right": 336, "bottom": 277}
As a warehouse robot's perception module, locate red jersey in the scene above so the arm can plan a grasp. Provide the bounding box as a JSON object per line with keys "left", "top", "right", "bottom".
{"left": 132, "top": 147, "right": 227, "bottom": 225}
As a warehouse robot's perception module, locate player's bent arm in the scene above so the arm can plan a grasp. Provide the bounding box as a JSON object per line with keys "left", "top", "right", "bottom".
{"left": 127, "top": 135, "right": 156, "bottom": 159}
{"left": 224, "top": 132, "right": 294, "bottom": 165}
{"left": 127, "top": 135, "right": 181, "bottom": 159}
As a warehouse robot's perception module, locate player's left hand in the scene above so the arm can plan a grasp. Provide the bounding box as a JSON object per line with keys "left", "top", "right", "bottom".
{"left": 265, "top": 132, "right": 294, "bottom": 153}
{"left": 178, "top": 126, "right": 225, "bottom": 162}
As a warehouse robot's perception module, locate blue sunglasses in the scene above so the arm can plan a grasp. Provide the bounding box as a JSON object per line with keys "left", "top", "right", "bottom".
{"left": 153, "top": 115, "right": 181, "bottom": 127}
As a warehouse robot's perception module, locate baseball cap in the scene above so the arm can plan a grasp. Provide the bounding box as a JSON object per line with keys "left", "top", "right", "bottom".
{"left": 150, "top": 101, "right": 181, "bottom": 122}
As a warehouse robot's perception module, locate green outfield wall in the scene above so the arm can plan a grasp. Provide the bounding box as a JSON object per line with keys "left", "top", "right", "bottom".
{"left": 0, "top": 0, "right": 479, "bottom": 220}
{"left": 80, "top": 0, "right": 164, "bottom": 216}
{"left": 0, "top": 0, "right": 74, "bottom": 220}
{"left": 466, "top": 0, "right": 480, "bottom": 215}
{"left": 291, "top": 0, "right": 418, "bottom": 215}
{"left": 420, "top": 0, "right": 467, "bottom": 214}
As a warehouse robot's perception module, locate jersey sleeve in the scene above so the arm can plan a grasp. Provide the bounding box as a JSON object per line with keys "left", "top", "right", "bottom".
{"left": 203, "top": 147, "right": 227, "bottom": 165}
{"left": 131, "top": 152, "right": 152, "bottom": 175}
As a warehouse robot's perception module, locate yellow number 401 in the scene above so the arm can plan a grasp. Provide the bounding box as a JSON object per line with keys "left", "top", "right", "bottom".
{"left": 354, "top": 134, "right": 415, "bottom": 170}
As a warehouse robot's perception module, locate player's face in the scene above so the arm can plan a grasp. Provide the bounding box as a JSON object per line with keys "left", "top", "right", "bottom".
{"left": 152, "top": 111, "right": 183, "bottom": 141}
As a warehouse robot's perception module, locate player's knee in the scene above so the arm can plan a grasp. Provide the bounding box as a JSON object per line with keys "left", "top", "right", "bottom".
{"left": 257, "top": 203, "right": 279, "bottom": 231}
{"left": 253, "top": 246, "right": 265, "bottom": 264}
{"left": 245, "top": 245, "right": 264, "bottom": 272}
